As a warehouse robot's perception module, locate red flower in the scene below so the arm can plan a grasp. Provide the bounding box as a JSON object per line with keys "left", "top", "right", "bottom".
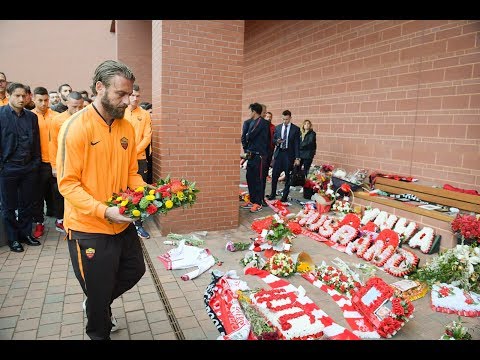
{"left": 146, "top": 204, "right": 158, "bottom": 215}
{"left": 119, "top": 206, "right": 126, "bottom": 214}
{"left": 340, "top": 183, "right": 351, "bottom": 193}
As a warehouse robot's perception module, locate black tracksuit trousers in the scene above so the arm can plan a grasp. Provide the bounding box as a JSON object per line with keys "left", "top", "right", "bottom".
{"left": 68, "top": 223, "right": 146, "bottom": 340}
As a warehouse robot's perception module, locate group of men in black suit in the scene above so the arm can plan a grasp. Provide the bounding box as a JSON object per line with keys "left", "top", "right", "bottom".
{"left": 241, "top": 104, "right": 300, "bottom": 213}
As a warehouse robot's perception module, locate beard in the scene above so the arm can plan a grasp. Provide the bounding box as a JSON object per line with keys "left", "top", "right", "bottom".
{"left": 101, "top": 92, "right": 127, "bottom": 119}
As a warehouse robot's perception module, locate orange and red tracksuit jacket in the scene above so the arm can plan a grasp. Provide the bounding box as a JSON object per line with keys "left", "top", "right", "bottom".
{"left": 123, "top": 105, "right": 152, "bottom": 160}
{"left": 0, "top": 97, "right": 8, "bottom": 106}
{"left": 49, "top": 111, "right": 71, "bottom": 171}
{"left": 56, "top": 104, "right": 145, "bottom": 235}
{"left": 32, "top": 107, "right": 59, "bottom": 163}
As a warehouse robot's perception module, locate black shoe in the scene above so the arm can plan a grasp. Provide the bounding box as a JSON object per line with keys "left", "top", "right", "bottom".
{"left": 267, "top": 194, "right": 276, "bottom": 201}
{"left": 280, "top": 197, "right": 288, "bottom": 203}
{"left": 19, "top": 236, "right": 41, "bottom": 246}
{"left": 9, "top": 241, "right": 24, "bottom": 252}
{"left": 261, "top": 200, "right": 268, "bottom": 207}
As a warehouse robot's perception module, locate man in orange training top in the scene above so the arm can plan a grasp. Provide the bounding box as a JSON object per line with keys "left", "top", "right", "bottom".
{"left": 57, "top": 60, "right": 147, "bottom": 340}
{"left": 124, "top": 84, "right": 152, "bottom": 240}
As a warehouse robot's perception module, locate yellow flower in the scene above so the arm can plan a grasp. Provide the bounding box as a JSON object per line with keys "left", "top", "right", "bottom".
{"left": 165, "top": 200, "right": 173, "bottom": 209}
{"left": 188, "top": 195, "right": 193, "bottom": 201}
{"left": 121, "top": 200, "right": 129, "bottom": 207}
{"left": 145, "top": 195, "right": 155, "bottom": 201}
{"left": 108, "top": 197, "right": 112, "bottom": 202}
{"left": 296, "top": 262, "right": 311, "bottom": 273}
{"left": 135, "top": 186, "right": 145, "bottom": 193}
{"left": 149, "top": 189, "right": 155, "bottom": 195}
{"left": 132, "top": 209, "right": 141, "bottom": 217}
{"left": 176, "top": 192, "right": 185, "bottom": 200}
{"left": 116, "top": 196, "right": 123, "bottom": 202}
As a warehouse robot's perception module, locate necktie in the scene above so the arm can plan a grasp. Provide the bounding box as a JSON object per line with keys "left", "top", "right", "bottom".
{"left": 282, "top": 125, "right": 288, "bottom": 149}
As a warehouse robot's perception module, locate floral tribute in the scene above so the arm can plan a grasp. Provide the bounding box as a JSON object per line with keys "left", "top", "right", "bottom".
{"left": 250, "top": 214, "right": 298, "bottom": 253}
{"left": 451, "top": 213, "right": 480, "bottom": 246}
{"left": 236, "top": 290, "right": 280, "bottom": 340}
{"left": 430, "top": 283, "right": 480, "bottom": 317}
{"left": 106, "top": 175, "right": 199, "bottom": 220}
{"left": 249, "top": 287, "right": 324, "bottom": 340}
{"left": 410, "top": 244, "right": 480, "bottom": 292}
{"left": 313, "top": 261, "right": 362, "bottom": 297}
{"left": 351, "top": 277, "right": 414, "bottom": 338}
{"left": 440, "top": 317, "right": 473, "bottom": 340}
{"left": 266, "top": 252, "right": 296, "bottom": 277}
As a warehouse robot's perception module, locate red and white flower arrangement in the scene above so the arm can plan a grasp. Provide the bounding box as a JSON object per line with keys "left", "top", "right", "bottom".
{"left": 267, "top": 252, "right": 296, "bottom": 277}
{"left": 313, "top": 261, "right": 362, "bottom": 297}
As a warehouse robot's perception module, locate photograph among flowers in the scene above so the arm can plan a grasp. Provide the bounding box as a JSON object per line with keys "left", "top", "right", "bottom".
{"left": 106, "top": 175, "right": 199, "bottom": 221}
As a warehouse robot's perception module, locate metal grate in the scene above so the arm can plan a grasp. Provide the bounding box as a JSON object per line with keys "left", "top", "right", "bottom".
{"left": 140, "top": 239, "right": 185, "bottom": 340}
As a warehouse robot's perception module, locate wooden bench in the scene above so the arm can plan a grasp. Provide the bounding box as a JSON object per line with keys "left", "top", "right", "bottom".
{"left": 355, "top": 177, "right": 480, "bottom": 223}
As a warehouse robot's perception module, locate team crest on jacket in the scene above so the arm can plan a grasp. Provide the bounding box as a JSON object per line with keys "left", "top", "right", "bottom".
{"left": 86, "top": 248, "right": 95, "bottom": 259}
{"left": 120, "top": 137, "right": 128, "bottom": 150}
{"left": 137, "top": 116, "right": 142, "bottom": 121}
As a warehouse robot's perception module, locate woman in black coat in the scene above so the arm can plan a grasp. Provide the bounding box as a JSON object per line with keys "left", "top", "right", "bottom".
{"left": 299, "top": 119, "right": 316, "bottom": 177}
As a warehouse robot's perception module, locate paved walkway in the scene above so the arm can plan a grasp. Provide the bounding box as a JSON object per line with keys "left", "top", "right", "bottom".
{"left": 1, "top": 182, "right": 479, "bottom": 341}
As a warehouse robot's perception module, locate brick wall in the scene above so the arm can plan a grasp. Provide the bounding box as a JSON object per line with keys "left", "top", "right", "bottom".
{"left": 243, "top": 20, "right": 480, "bottom": 191}
{"left": 152, "top": 20, "right": 245, "bottom": 235}
{"left": 117, "top": 20, "right": 153, "bottom": 103}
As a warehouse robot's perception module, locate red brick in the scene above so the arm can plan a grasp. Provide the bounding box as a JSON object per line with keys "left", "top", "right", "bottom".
{"left": 442, "top": 95, "right": 470, "bottom": 109}
{"left": 457, "top": 83, "right": 480, "bottom": 95}
{"left": 400, "top": 41, "right": 447, "bottom": 61}
{"left": 447, "top": 33, "right": 477, "bottom": 52}
{"left": 470, "top": 94, "right": 480, "bottom": 109}
{"left": 435, "top": 27, "right": 462, "bottom": 40}
{"left": 417, "top": 97, "right": 442, "bottom": 110}
{"left": 444, "top": 65, "right": 473, "bottom": 81}
{"left": 466, "top": 125, "right": 480, "bottom": 140}
{"left": 438, "top": 125, "right": 467, "bottom": 139}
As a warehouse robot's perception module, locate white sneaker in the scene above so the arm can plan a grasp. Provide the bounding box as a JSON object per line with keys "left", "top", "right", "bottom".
{"left": 110, "top": 314, "right": 119, "bottom": 332}
{"left": 83, "top": 298, "right": 119, "bottom": 332}
{"left": 299, "top": 188, "right": 304, "bottom": 193}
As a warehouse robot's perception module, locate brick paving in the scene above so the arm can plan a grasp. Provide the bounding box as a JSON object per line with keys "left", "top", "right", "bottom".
{"left": 1, "top": 179, "right": 479, "bottom": 341}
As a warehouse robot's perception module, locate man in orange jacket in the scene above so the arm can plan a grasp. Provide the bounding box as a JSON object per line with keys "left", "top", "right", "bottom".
{"left": 57, "top": 60, "right": 147, "bottom": 340}
{"left": 124, "top": 84, "right": 152, "bottom": 239}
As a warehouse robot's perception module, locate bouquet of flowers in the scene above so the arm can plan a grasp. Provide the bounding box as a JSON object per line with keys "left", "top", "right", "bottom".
{"left": 440, "top": 317, "right": 473, "bottom": 340}
{"left": 313, "top": 261, "right": 361, "bottom": 297}
{"left": 451, "top": 214, "right": 480, "bottom": 246}
{"left": 261, "top": 214, "right": 295, "bottom": 247}
{"left": 410, "top": 245, "right": 480, "bottom": 292}
{"left": 106, "top": 175, "right": 199, "bottom": 220}
{"left": 106, "top": 186, "right": 158, "bottom": 221}
{"left": 266, "top": 252, "right": 296, "bottom": 277}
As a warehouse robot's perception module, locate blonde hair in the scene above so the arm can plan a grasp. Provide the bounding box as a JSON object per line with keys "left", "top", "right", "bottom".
{"left": 301, "top": 119, "right": 312, "bottom": 138}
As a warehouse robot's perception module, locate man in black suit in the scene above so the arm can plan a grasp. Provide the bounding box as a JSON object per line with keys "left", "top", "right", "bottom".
{"left": 267, "top": 110, "right": 300, "bottom": 203}
{"left": 0, "top": 83, "right": 42, "bottom": 252}
{"left": 241, "top": 103, "right": 270, "bottom": 213}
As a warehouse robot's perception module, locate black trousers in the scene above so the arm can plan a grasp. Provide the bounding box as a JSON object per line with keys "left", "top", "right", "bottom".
{"left": 68, "top": 224, "right": 146, "bottom": 340}
{"left": 246, "top": 155, "right": 265, "bottom": 205}
{"left": 52, "top": 177, "right": 64, "bottom": 220}
{"left": 300, "top": 158, "right": 313, "bottom": 178}
{"left": 32, "top": 162, "right": 54, "bottom": 223}
{"left": 0, "top": 163, "right": 37, "bottom": 244}
{"left": 270, "top": 150, "right": 293, "bottom": 199}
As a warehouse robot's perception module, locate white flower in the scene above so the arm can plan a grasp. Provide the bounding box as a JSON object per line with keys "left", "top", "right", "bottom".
{"left": 273, "top": 214, "right": 283, "bottom": 223}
